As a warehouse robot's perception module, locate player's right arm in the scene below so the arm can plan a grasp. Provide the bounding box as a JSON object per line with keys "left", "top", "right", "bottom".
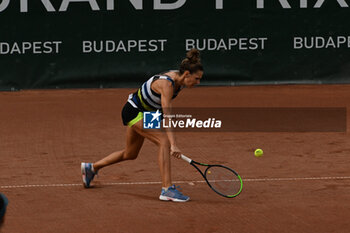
{"left": 156, "top": 80, "right": 181, "bottom": 158}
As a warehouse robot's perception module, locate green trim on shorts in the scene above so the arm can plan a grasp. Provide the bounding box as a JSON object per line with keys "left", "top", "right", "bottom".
{"left": 127, "top": 112, "right": 143, "bottom": 127}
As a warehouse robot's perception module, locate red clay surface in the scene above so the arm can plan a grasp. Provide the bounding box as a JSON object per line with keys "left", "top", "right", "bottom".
{"left": 0, "top": 85, "right": 350, "bottom": 233}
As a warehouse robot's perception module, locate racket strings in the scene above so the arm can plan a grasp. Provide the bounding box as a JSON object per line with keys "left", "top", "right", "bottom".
{"left": 206, "top": 166, "right": 241, "bottom": 196}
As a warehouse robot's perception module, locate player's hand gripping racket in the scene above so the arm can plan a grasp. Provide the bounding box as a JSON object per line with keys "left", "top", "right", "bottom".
{"left": 181, "top": 154, "right": 243, "bottom": 198}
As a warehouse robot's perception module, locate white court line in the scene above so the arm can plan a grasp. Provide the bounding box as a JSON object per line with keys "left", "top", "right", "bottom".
{"left": 243, "top": 176, "right": 350, "bottom": 182}
{"left": 1, "top": 176, "right": 350, "bottom": 189}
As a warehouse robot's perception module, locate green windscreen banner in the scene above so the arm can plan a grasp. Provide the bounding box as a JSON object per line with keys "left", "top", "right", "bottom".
{"left": 1, "top": 0, "right": 350, "bottom": 89}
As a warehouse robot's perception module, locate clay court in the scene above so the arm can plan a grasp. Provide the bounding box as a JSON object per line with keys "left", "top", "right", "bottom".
{"left": 0, "top": 85, "right": 349, "bottom": 233}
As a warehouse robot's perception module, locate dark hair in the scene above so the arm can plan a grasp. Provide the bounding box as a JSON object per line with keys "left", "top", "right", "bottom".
{"left": 179, "top": 49, "right": 203, "bottom": 75}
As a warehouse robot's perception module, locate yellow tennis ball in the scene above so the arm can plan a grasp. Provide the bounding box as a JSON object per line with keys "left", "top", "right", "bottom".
{"left": 254, "top": 149, "right": 263, "bottom": 157}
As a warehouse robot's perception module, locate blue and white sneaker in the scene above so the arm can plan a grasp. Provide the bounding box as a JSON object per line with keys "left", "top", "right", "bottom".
{"left": 81, "top": 163, "right": 97, "bottom": 188}
{"left": 159, "top": 185, "right": 190, "bottom": 202}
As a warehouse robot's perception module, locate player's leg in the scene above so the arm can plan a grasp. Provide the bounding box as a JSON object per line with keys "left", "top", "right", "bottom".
{"left": 81, "top": 126, "right": 144, "bottom": 188}
{"left": 130, "top": 121, "right": 189, "bottom": 202}
{"left": 93, "top": 126, "right": 145, "bottom": 172}
{"left": 130, "top": 121, "right": 171, "bottom": 187}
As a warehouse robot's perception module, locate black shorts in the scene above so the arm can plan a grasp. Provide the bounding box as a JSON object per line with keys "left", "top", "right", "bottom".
{"left": 121, "top": 102, "right": 143, "bottom": 126}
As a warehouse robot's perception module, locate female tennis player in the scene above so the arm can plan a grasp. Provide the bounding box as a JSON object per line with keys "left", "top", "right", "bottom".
{"left": 81, "top": 49, "right": 203, "bottom": 202}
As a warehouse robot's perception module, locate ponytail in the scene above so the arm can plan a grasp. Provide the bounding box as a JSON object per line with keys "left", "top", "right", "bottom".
{"left": 179, "top": 49, "right": 203, "bottom": 75}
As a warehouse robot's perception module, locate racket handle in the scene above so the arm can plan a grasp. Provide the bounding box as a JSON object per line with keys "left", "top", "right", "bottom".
{"left": 181, "top": 154, "right": 192, "bottom": 164}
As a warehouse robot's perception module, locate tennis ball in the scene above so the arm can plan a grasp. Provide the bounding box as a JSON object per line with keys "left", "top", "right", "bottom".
{"left": 254, "top": 149, "right": 263, "bottom": 157}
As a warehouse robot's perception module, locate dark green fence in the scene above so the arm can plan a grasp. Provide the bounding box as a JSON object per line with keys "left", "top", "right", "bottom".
{"left": 1, "top": 0, "right": 350, "bottom": 90}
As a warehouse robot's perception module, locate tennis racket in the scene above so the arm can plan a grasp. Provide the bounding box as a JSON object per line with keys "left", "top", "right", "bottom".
{"left": 181, "top": 154, "right": 243, "bottom": 198}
